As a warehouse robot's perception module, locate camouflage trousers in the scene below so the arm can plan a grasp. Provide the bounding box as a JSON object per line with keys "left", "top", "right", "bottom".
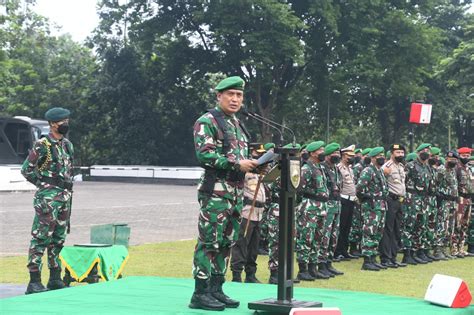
{"left": 360, "top": 201, "right": 386, "bottom": 256}
{"left": 318, "top": 200, "right": 340, "bottom": 263}
{"left": 436, "top": 200, "right": 457, "bottom": 248}
{"left": 259, "top": 208, "right": 270, "bottom": 244}
{"left": 295, "top": 204, "right": 326, "bottom": 264}
{"left": 348, "top": 204, "right": 362, "bottom": 247}
{"left": 423, "top": 196, "right": 437, "bottom": 249}
{"left": 28, "top": 187, "right": 71, "bottom": 273}
{"left": 468, "top": 205, "right": 474, "bottom": 246}
{"left": 192, "top": 192, "right": 242, "bottom": 279}
{"left": 451, "top": 199, "right": 472, "bottom": 253}
{"left": 267, "top": 204, "right": 279, "bottom": 271}
{"left": 401, "top": 194, "right": 427, "bottom": 250}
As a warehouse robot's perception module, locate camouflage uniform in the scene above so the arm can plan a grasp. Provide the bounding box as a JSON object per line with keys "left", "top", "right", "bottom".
{"left": 319, "top": 162, "right": 342, "bottom": 263}
{"left": 403, "top": 158, "right": 431, "bottom": 251}
{"left": 468, "top": 163, "right": 474, "bottom": 249}
{"left": 21, "top": 133, "right": 74, "bottom": 273}
{"left": 296, "top": 160, "right": 328, "bottom": 264}
{"left": 453, "top": 162, "right": 473, "bottom": 255}
{"left": 348, "top": 162, "right": 364, "bottom": 248}
{"left": 425, "top": 164, "right": 439, "bottom": 250}
{"left": 267, "top": 177, "right": 281, "bottom": 272}
{"left": 192, "top": 107, "right": 249, "bottom": 279}
{"left": 437, "top": 166, "right": 458, "bottom": 249}
{"left": 356, "top": 164, "right": 388, "bottom": 257}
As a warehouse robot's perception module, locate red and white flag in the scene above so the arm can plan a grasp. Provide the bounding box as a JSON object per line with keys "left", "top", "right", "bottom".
{"left": 409, "top": 102, "right": 432, "bottom": 124}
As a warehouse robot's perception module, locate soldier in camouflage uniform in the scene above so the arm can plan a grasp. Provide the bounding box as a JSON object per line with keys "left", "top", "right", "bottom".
{"left": 435, "top": 150, "right": 459, "bottom": 260}
{"left": 295, "top": 141, "right": 330, "bottom": 281}
{"left": 267, "top": 176, "right": 281, "bottom": 284}
{"left": 319, "top": 142, "right": 344, "bottom": 277}
{"left": 453, "top": 147, "right": 473, "bottom": 257}
{"left": 190, "top": 76, "right": 258, "bottom": 311}
{"left": 21, "top": 107, "right": 73, "bottom": 294}
{"left": 356, "top": 147, "right": 389, "bottom": 271}
{"left": 424, "top": 147, "right": 441, "bottom": 261}
{"left": 467, "top": 156, "right": 474, "bottom": 255}
{"left": 349, "top": 147, "right": 372, "bottom": 257}
{"left": 402, "top": 143, "right": 432, "bottom": 265}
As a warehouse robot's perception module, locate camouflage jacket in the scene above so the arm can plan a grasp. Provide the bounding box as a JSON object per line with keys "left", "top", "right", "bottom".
{"left": 352, "top": 162, "right": 364, "bottom": 183}
{"left": 438, "top": 167, "right": 458, "bottom": 198}
{"left": 356, "top": 164, "right": 388, "bottom": 201}
{"left": 21, "top": 133, "right": 74, "bottom": 189}
{"left": 321, "top": 161, "right": 341, "bottom": 200}
{"left": 427, "top": 165, "right": 439, "bottom": 196}
{"left": 297, "top": 160, "right": 328, "bottom": 213}
{"left": 194, "top": 107, "right": 249, "bottom": 199}
{"left": 456, "top": 163, "right": 474, "bottom": 197}
{"left": 405, "top": 158, "right": 430, "bottom": 194}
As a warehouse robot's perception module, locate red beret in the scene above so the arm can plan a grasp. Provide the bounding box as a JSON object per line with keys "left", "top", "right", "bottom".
{"left": 457, "top": 147, "right": 472, "bottom": 154}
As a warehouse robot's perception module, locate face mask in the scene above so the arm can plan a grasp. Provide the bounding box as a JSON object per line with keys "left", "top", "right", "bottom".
{"left": 301, "top": 152, "right": 309, "bottom": 161}
{"left": 57, "top": 123, "right": 69, "bottom": 135}
{"left": 428, "top": 158, "right": 436, "bottom": 166}
{"left": 460, "top": 157, "right": 469, "bottom": 165}
{"left": 436, "top": 160, "right": 442, "bottom": 166}
{"left": 354, "top": 156, "right": 361, "bottom": 164}
{"left": 376, "top": 157, "right": 385, "bottom": 166}
{"left": 419, "top": 152, "right": 429, "bottom": 161}
{"left": 330, "top": 155, "right": 340, "bottom": 164}
{"left": 347, "top": 157, "right": 355, "bottom": 165}
{"left": 317, "top": 153, "right": 326, "bottom": 162}
{"left": 394, "top": 156, "right": 404, "bottom": 163}
{"left": 363, "top": 157, "right": 371, "bottom": 165}
{"left": 447, "top": 161, "right": 457, "bottom": 168}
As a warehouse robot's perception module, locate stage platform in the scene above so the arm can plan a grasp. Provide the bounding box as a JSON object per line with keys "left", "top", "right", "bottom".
{"left": 0, "top": 276, "right": 471, "bottom": 314}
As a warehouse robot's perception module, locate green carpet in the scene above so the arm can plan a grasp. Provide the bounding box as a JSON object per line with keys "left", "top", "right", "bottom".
{"left": 0, "top": 277, "right": 472, "bottom": 314}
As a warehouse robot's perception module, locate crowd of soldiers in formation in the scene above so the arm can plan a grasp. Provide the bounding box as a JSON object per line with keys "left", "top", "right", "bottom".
{"left": 230, "top": 142, "right": 474, "bottom": 285}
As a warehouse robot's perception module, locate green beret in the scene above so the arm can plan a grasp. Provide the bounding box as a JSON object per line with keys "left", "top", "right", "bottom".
{"left": 307, "top": 141, "right": 325, "bottom": 152}
{"left": 215, "top": 76, "right": 245, "bottom": 92}
{"left": 439, "top": 157, "right": 446, "bottom": 165}
{"left": 324, "top": 142, "right": 340, "bottom": 155}
{"left": 362, "top": 148, "right": 372, "bottom": 156}
{"left": 416, "top": 143, "right": 432, "bottom": 152}
{"left": 355, "top": 148, "right": 362, "bottom": 154}
{"left": 44, "top": 107, "right": 70, "bottom": 122}
{"left": 264, "top": 143, "right": 275, "bottom": 151}
{"left": 385, "top": 150, "right": 391, "bottom": 158}
{"left": 283, "top": 143, "right": 301, "bottom": 149}
{"left": 368, "top": 146, "right": 384, "bottom": 157}
{"left": 406, "top": 152, "right": 417, "bottom": 162}
{"left": 430, "top": 147, "right": 441, "bottom": 155}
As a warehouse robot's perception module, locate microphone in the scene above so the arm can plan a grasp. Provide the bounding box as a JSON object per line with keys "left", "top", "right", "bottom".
{"left": 242, "top": 108, "right": 296, "bottom": 145}
{"left": 241, "top": 108, "right": 284, "bottom": 143}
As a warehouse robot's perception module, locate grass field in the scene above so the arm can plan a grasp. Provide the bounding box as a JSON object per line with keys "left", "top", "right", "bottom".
{"left": 1, "top": 240, "right": 473, "bottom": 301}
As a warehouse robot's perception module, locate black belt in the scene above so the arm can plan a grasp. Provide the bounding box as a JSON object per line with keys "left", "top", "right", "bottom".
{"left": 243, "top": 198, "right": 265, "bottom": 208}
{"left": 41, "top": 177, "right": 73, "bottom": 190}
{"left": 302, "top": 193, "right": 329, "bottom": 202}
{"left": 388, "top": 192, "right": 402, "bottom": 201}
{"left": 406, "top": 188, "right": 427, "bottom": 196}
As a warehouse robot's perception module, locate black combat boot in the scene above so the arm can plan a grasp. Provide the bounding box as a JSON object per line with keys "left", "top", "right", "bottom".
{"left": 297, "top": 263, "right": 315, "bottom": 281}
{"left": 209, "top": 275, "right": 240, "bottom": 308}
{"left": 467, "top": 244, "right": 474, "bottom": 257}
{"left": 412, "top": 250, "right": 428, "bottom": 264}
{"left": 425, "top": 249, "right": 438, "bottom": 261}
{"left": 231, "top": 271, "right": 242, "bottom": 283}
{"left": 380, "top": 258, "right": 398, "bottom": 268}
{"left": 189, "top": 278, "right": 226, "bottom": 311}
{"left": 318, "top": 262, "right": 334, "bottom": 278}
{"left": 326, "top": 262, "right": 344, "bottom": 275}
{"left": 349, "top": 242, "right": 362, "bottom": 257}
{"left": 433, "top": 247, "right": 448, "bottom": 261}
{"left": 391, "top": 258, "right": 407, "bottom": 267}
{"left": 47, "top": 267, "right": 66, "bottom": 290}
{"left": 244, "top": 272, "right": 261, "bottom": 283}
{"left": 402, "top": 249, "right": 417, "bottom": 265}
{"left": 25, "top": 271, "right": 47, "bottom": 295}
{"left": 371, "top": 256, "right": 387, "bottom": 269}
{"left": 268, "top": 269, "right": 278, "bottom": 285}
{"left": 308, "top": 263, "right": 329, "bottom": 280}
{"left": 417, "top": 250, "right": 432, "bottom": 262}
{"left": 361, "top": 256, "right": 380, "bottom": 271}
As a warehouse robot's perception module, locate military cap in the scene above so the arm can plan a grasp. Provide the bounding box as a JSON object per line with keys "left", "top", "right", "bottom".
{"left": 307, "top": 141, "right": 325, "bottom": 152}
{"left": 386, "top": 150, "right": 391, "bottom": 158}
{"left": 283, "top": 143, "right": 301, "bottom": 149}
{"left": 362, "top": 148, "right": 372, "bottom": 156}
{"left": 446, "top": 150, "right": 459, "bottom": 159}
{"left": 390, "top": 144, "right": 406, "bottom": 152}
{"left": 440, "top": 157, "right": 446, "bottom": 164}
{"left": 324, "top": 142, "right": 341, "bottom": 155}
{"left": 430, "top": 147, "right": 441, "bottom": 155}
{"left": 341, "top": 144, "right": 355, "bottom": 155}
{"left": 458, "top": 147, "right": 472, "bottom": 154}
{"left": 215, "top": 76, "right": 245, "bottom": 92}
{"left": 405, "top": 152, "right": 417, "bottom": 162}
{"left": 368, "top": 146, "right": 384, "bottom": 157}
{"left": 355, "top": 148, "right": 362, "bottom": 154}
{"left": 249, "top": 143, "right": 266, "bottom": 153}
{"left": 264, "top": 143, "right": 275, "bottom": 151}
{"left": 44, "top": 107, "right": 70, "bottom": 122}
{"left": 416, "top": 143, "right": 432, "bottom": 152}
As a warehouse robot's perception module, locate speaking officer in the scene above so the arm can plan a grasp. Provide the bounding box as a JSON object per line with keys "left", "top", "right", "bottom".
{"left": 379, "top": 144, "right": 407, "bottom": 268}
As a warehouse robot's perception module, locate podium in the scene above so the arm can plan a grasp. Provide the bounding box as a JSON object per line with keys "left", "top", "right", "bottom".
{"left": 248, "top": 146, "right": 323, "bottom": 313}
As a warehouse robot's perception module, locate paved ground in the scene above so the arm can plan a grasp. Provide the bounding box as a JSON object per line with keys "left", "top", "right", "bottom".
{"left": 0, "top": 182, "right": 200, "bottom": 257}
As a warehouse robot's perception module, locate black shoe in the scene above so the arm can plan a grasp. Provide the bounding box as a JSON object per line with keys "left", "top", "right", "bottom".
{"left": 25, "top": 271, "right": 47, "bottom": 295}
{"left": 318, "top": 262, "right": 334, "bottom": 278}
{"left": 418, "top": 250, "right": 432, "bottom": 262}
{"left": 391, "top": 259, "right": 407, "bottom": 267}
{"left": 332, "top": 255, "right": 342, "bottom": 262}
{"left": 433, "top": 249, "right": 448, "bottom": 261}
{"left": 343, "top": 252, "right": 358, "bottom": 259}
{"left": 268, "top": 270, "right": 278, "bottom": 285}
{"left": 244, "top": 273, "right": 261, "bottom": 283}
{"left": 326, "top": 262, "right": 344, "bottom": 275}
{"left": 334, "top": 254, "right": 350, "bottom": 261}
{"left": 402, "top": 250, "right": 417, "bottom": 265}
{"left": 231, "top": 271, "right": 242, "bottom": 283}
{"left": 47, "top": 268, "right": 66, "bottom": 290}
{"left": 308, "top": 263, "right": 330, "bottom": 280}
{"left": 381, "top": 260, "right": 398, "bottom": 268}
{"left": 209, "top": 275, "right": 240, "bottom": 308}
{"left": 349, "top": 243, "right": 362, "bottom": 257}
{"left": 189, "top": 278, "right": 226, "bottom": 311}
{"left": 425, "top": 250, "right": 438, "bottom": 261}
{"left": 297, "top": 263, "right": 315, "bottom": 281}
{"left": 371, "top": 256, "right": 387, "bottom": 270}
{"left": 361, "top": 256, "right": 380, "bottom": 271}
{"left": 412, "top": 250, "right": 428, "bottom": 264}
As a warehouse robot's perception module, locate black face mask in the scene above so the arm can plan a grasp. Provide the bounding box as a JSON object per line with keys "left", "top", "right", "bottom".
{"left": 301, "top": 152, "right": 309, "bottom": 161}
{"left": 419, "top": 152, "right": 429, "bottom": 161}
{"left": 318, "top": 153, "right": 326, "bottom": 162}
{"left": 428, "top": 158, "right": 436, "bottom": 166}
{"left": 347, "top": 157, "right": 355, "bottom": 165}
{"left": 363, "top": 157, "right": 371, "bottom": 165}
{"left": 330, "top": 156, "right": 340, "bottom": 164}
{"left": 447, "top": 161, "right": 457, "bottom": 168}
{"left": 354, "top": 156, "right": 361, "bottom": 164}
{"left": 460, "top": 157, "right": 469, "bottom": 165}
{"left": 57, "top": 123, "right": 69, "bottom": 135}
{"left": 436, "top": 160, "right": 442, "bottom": 166}
{"left": 376, "top": 157, "right": 385, "bottom": 166}
{"left": 394, "top": 156, "right": 404, "bottom": 163}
